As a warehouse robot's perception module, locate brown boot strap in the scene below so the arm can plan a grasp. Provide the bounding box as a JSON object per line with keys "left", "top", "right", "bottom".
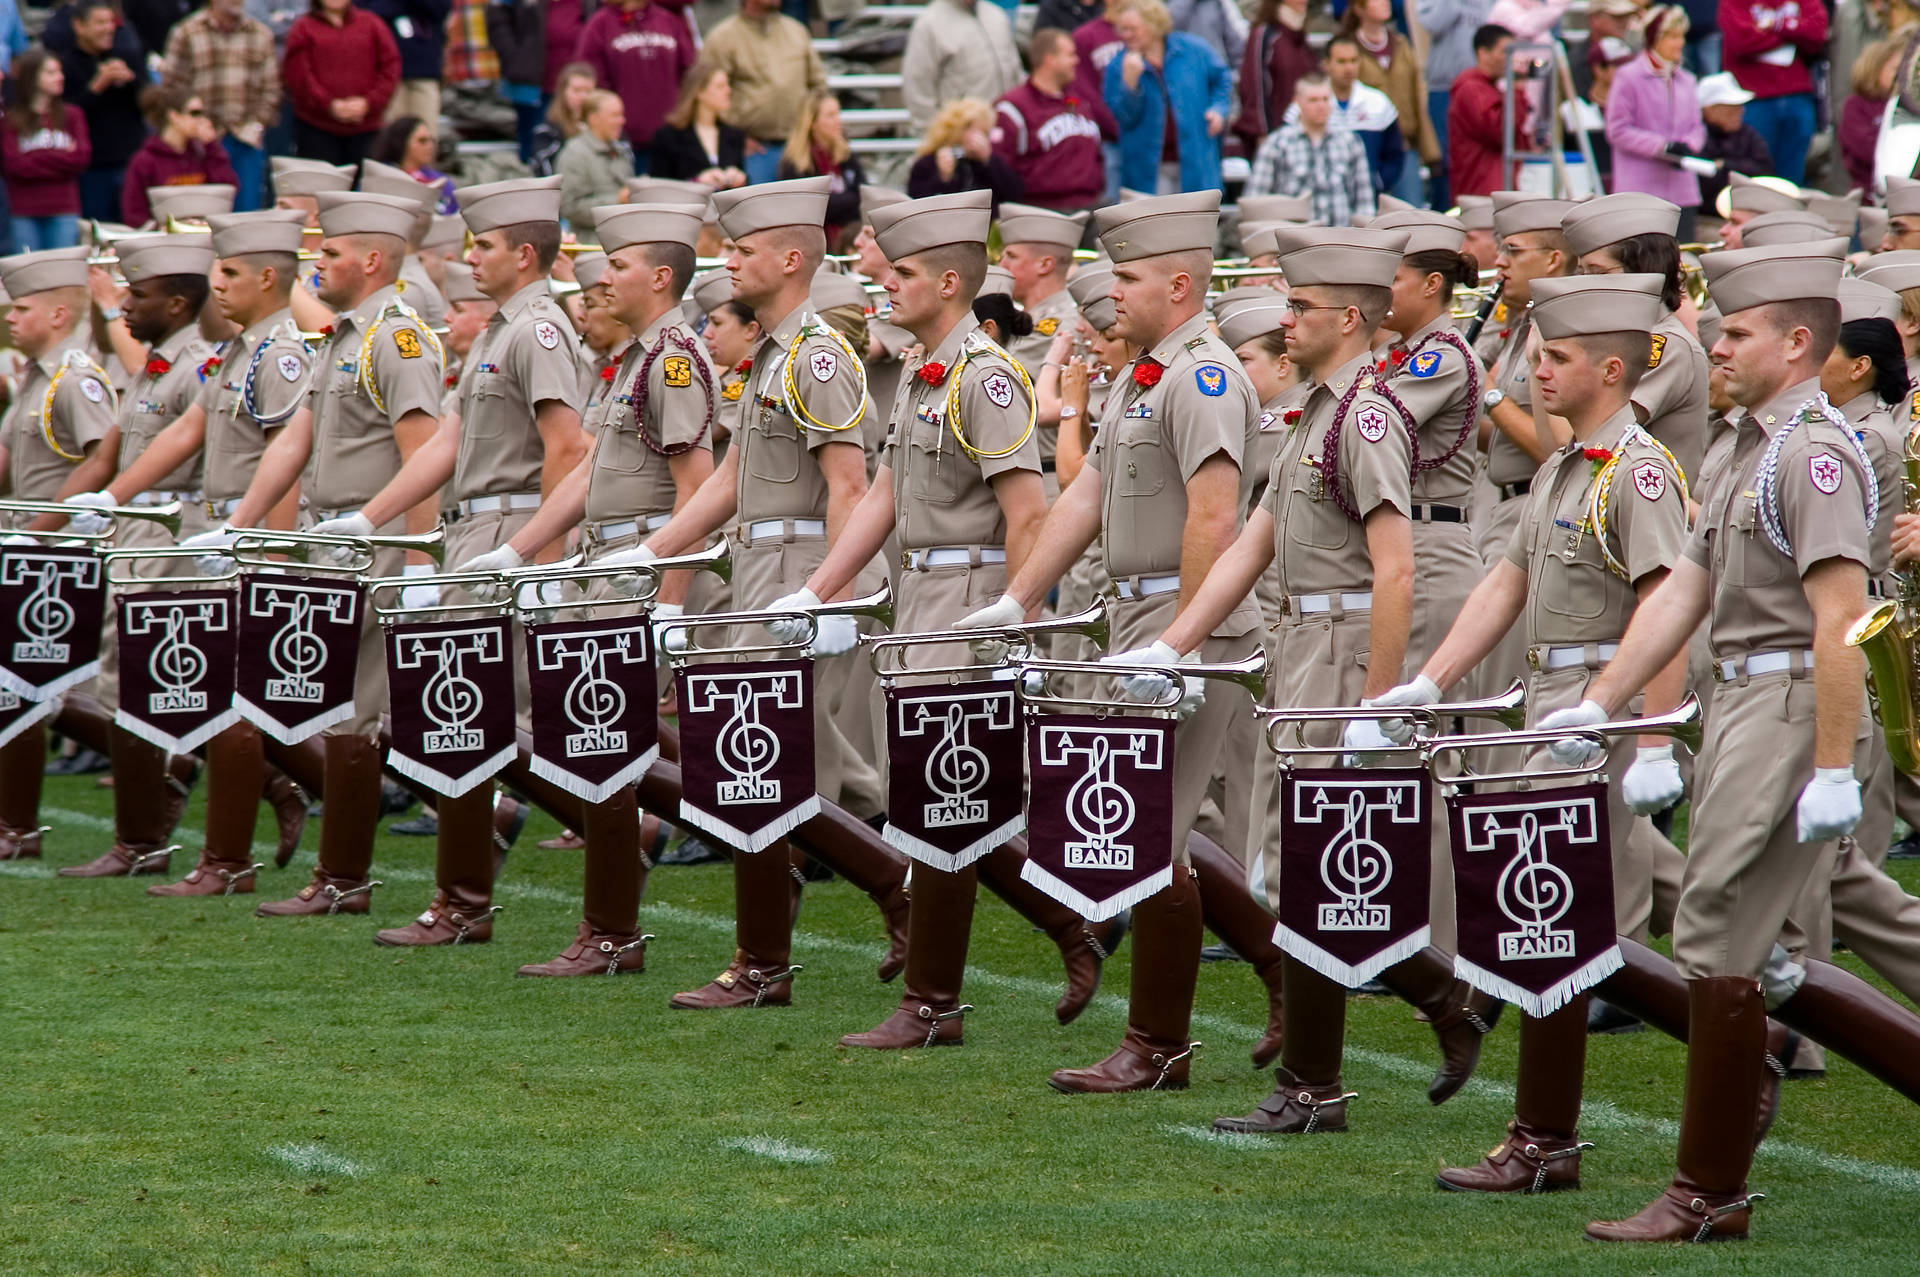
{"left": 1145, "top": 1041, "right": 1200, "bottom": 1090}
{"left": 746, "top": 964, "right": 801, "bottom": 1007}
{"left": 1296, "top": 1087, "right": 1358, "bottom": 1134}
{"left": 598, "top": 933, "right": 654, "bottom": 974}
{"left": 323, "top": 879, "right": 381, "bottom": 915}
{"left": 1082, "top": 925, "right": 1112, "bottom": 960}
{"left": 129, "top": 844, "right": 179, "bottom": 873}
{"left": 1515, "top": 1139, "right": 1593, "bottom": 1193}
{"left": 218, "top": 862, "right": 265, "bottom": 895}
{"left": 1685, "top": 1191, "right": 1764, "bottom": 1243}
{"left": 450, "top": 904, "right": 502, "bottom": 944}
{"left": 914, "top": 1002, "right": 973, "bottom": 1047}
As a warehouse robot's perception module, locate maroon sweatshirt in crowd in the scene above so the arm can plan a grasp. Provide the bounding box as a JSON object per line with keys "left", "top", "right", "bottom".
{"left": 282, "top": 7, "right": 401, "bottom": 134}
{"left": 1, "top": 105, "right": 90, "bottom": 218}
{"left": 573, "top": 1, "right": 697, "bottom": 151}
{"left": 993, "top": 79, "right": 1109, "bottom": 210}
{"left": 1718, "top": 0, "right": 1828, "bottom": 100}
{"left": 121, "top": 136, "right": 242, "bottom": 226}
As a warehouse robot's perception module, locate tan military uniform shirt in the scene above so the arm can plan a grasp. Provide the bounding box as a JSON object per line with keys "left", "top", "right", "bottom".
{"left": 1263, "top": 350, "right": 1415, "bottom": 597}
{"left": 886, "top": 320, "right": 1040, "bottom": 550}
{"left": 1631, "top": 309, "right": 1709, "bottom": 485}
{"left": 1384, "top": 311, "right": 1485, "bottom": 507}
{"left": 1010, "top": 286, "right": 1078, "bottom": 470}
{"left": 734, "top": 308, "right": 866, "bottom": 524}
{"left": 116, "top": 323, "right": 215, "bottom": 493}
{"left": 584, "top": 311, "right": 715, "bottom": 525}
{"left": 1503, "top": 403, "right": 1688, "bottom": 645}
{"left": 456, "top": 279, "right": 580, "bottom": 502}
{"left": 301, "top": 283, "right": 444, "bottom": 515}
{"left": 7, "top": 334, "right": 116, "bottom": 504}
{"left": 1840, "top": 390, "right": 1903, "bottom": 582}
{"left": 399, "top": 254, "right": 447, "bottom": 328}
{"left": 1685, "top": 376, "right": 1875, "bottom": 659}
{"left": 1483, "top": 311, "right": 1538, "bottom": 490}
{"left": 195, "top": 309, "right": 310, "bottom": 503}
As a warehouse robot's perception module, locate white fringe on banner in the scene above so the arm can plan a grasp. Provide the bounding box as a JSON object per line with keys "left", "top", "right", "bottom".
{"left": 1454, "top": 944, "right": 1626, "bottom": 1020}
{"left": 232, "top": 693, "right": 355, "bottom": 746}
{"left": 0, "top": 693, "right": 56, "bottom": 750}
{"left": 1019, "top": 858, "right": 1171, "bottom": 922}
{"left": 884, "top": 812, "right": 1024, "bottom": 872}
{"left": 527, "top": 742, "right": 660, "bottom": 805}
{"left": 387, "top": 744, "right": 517, "bottom": 799}
{"left": 678, "top": 793, "right": 821, "bottom": 855}
{"left": 1271, "top": 921, "right": 1433, "bottom": 989}
{"left": 0, "top": 657, "right": 100, "bottom": 702}
{"left": 113, "top": 705, "right": 242, "bottom": 757}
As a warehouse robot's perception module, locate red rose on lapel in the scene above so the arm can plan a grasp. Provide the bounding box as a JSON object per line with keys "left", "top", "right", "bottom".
{"left": 1132, "top": 359, "right": 1163, "bottom": 388}
{"left": 917, "top": 361, "right": 948, "bottom": 386}
{"left": 144, "top": 356, "right": 171, "bottom": 377}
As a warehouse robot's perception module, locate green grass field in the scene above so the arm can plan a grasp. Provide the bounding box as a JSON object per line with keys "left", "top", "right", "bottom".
{"left": 4, "top": 775, "right": 1919, "bottom": 1276}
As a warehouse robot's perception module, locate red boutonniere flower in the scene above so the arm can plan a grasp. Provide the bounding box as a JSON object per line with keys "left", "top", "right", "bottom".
{"left": 1282, "top": 407, "right": 1303, "bottom": 429}
{"left": 1582, "top": 446, "right": 1613, "bottom": 475}
{"left": 600, "top": 364, "right": 617, "bottom": 382}
{"left": 198, "top": 356, "right": 221, "bottom": 378}
{"left": 444, "top": 374, "right": 458, "bottom": 388}
{"left": 917, "top": 360, "right": 948, "bottom": 386}
{"left": 1132, "top": 359, "right": 1163, "bottom": 388}
{"left": 144, "top": 356, "right": 171, "bottom": 377}
{"left": 318, "top": 325, "right": 334, "bottom": 339}
{"left": 734, "top": 358, "right": 753, "bottom": 376}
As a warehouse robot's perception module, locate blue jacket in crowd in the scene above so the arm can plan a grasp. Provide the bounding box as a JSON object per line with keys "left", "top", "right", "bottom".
{"left": 1104, "top": 30, "right": 1232, "bottom": 195}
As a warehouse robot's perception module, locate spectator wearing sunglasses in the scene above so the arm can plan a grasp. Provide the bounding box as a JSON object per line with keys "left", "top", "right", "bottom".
{"left": 121, "top": 83, "right": 238, "bottom": 226}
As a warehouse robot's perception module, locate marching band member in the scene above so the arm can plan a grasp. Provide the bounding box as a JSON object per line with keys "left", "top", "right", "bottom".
{"left": 317, "top": 175, "right": 586, "bottom": 948}
{"left": 997, "top": 202, "right": 1089, "bottom": 490}
{"left": 572, "top": 252, "right": 632, "bottom": 404}
{"left": 355, "top": 159, "right": 452, "bottom": 331}
{"left": 191, "top": 191, "right": 446, "bottom": 920}
{"left": 438, "top": 262, "right": 497, "bottom": 411}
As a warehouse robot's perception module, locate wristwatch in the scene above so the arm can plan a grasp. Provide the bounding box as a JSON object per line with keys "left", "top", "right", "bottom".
{"left": 1060, "top": 405, "right": 1080, "bottom": 419}
{"left": 100, "top": 306, "right": 123, "bottom": 323}
{"left": 1482, "top": 388, "right": 1506, "bottom": 411}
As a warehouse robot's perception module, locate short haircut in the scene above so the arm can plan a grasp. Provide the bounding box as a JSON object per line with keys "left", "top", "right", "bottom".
{"left": 1166, "top": 247, "right": 1213, "bottom": 294}
{"left": 1325, "top": 34, "right": 1361, "bottom": 57}
{"left": 158, "top": 271, "right": 212, "bottom": 315}
{"left": 760, "top": 223, "right": 827, "bottom": 273}
{"left": 1326, "top": 282, "right": 1393, "bottom": 325}
{"left": 1295, "top": 71, "right": 1331, "bottom": 93}
{"left": 231, "top": 251, "right": 301, "bottom": 293}
{"left": 916, "top": 243, "right": 988, "bottom": 299}
{"left": 344, "top": 232, "right": 408, "bottom": 276}
{"left": 1474, "top": 23, "right": 1513, "bottom": 52}
{"left": 1762, "top": 297, "right": 1841, "bottom": 361}
{"left": 1575, "top": 331, "right": 1653, "bottom": 391}
{"left": 1029, "top": 25, "right": 1071, "bottom": 63}
{"left": 498, "top": 220, "right": 561, "bottom": 272}
{"left": 640, "top": 240, "right": 697, "bottom": 299}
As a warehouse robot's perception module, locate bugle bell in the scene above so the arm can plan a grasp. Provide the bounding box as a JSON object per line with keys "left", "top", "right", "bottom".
{"left": 662, "top": 585, "right": 894, "bottom": 662}
{"left": 866, "top": 599, "right": 1110, "bottom": 681}
{"left": 0, "top": 497, "right": 183, "bottom": 539}
{"left": 1015, "top": 648, "right": 1268, "bottom": 713}
{"left": 1424, "top": 693, "right": 1704, "bottom": 787}
{"left": 492, "top": 541, "right": 732, "bottom": 610}
{"left": 229, "top": 524, "right": 446, "bottom": 573}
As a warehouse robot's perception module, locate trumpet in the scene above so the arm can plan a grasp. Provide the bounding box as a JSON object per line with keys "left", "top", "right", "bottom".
{"left": 1424, "top": 694, "right": 1703, "bottom": 787}
{"left": 660, "top": 585, "right": 894, "bottom": 663}
{"left": 100, "top": 544, "right": 244, "bottom": 585}
{"left": 1016, "top": 648, "right": 1270, "bottom": 714}
{"left": 163, "top": 215, "right": 319, "bottom": 259}
{"left": 556, "top": 241, "right": 604, "bottom": 256}
{"left": 487, "top": 542, "right": 733, "bottom": 611}
{"left": 229, "top": 524, "right": 446, "bottom": 574}
{"left": 865, "top": 600, "right": 1110, "bottom": 680}
{"left": 0, "top": 497, "right": 183, "bottom": 539}
{"left": 1848, "top": 418, "right": 1920, "bottom": 773}
{"left": 1259, "top": 679, "right": 1529, "bottom": 761}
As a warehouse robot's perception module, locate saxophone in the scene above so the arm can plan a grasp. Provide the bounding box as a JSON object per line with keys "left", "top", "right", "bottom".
{"left": 1847, "top": 420, "right": 1920, "bottom": 775}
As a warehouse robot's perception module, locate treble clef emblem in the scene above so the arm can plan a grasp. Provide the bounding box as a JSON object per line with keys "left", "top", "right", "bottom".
{"left": 1320, "top": 790, "right": 1393, "bottom": 915}
{"left": 21, "top": 570, "right": 74, "bottom": 652}
{"left": 1294, "top": 779, "right": 1419, "bottom": 932}
{"left": 426, "top": 636, "right": 481, "bottom": 733}
{"left": 270, "top": 593, "right": 324, "bottom": 684}
{"left": 1039, "top": 723, "right": 1163, "bottom": 872}
{"left": 564, "top": 643, "right": 626, "bottom": 745}
{"left": 1066, "top": 735, "right": 1134, "bottom": 855}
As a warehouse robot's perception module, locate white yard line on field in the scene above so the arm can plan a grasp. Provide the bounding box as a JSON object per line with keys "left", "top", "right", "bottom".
{"left": 717, "top": 1136, "right": 833, "bottom": 1166}
{"left": 266, "top": 1142, "right": 366, "bottom": 1177}
{"left": 33, "top": 805, "right": 1920, "bottom": 1192}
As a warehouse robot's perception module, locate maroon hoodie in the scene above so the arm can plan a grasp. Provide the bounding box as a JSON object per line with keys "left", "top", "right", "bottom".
{"left": 572, "top": 1, "right": 696, "bottom": 151}
{"left": 121, "top": 136, "right": 242, "bottom": 227}
{"left": 1, "top": 104, "right": 90, "bottom": 218}
{"left": 993, "top": 79, "right": 1109, "bottom": 210}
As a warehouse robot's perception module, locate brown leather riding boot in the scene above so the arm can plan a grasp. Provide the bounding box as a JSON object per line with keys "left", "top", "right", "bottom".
{"left": 841, "top": 864, "right": 977, "bottom": 1049}
{"left": 376, "top": 788, "right": 498, "bottom": 946}
{"left": 149, "top": 725, "right": 265, "bottom": 897}
{"left": 520, "top": 788, "right": 652, "bottom": 977}
{"left": 1438, "top": 997, "right": 1591, "bottom": 1192}
{"left": 0, "top": 723, "right": 48, "bottom": 860}
{"left": 261, "top": 734, "right": 323, "bottom": 868}
{"left": 1049, "top": 867, "right": 1203, "bottom": 1093}
{"left": 1376, "top": 946, "right": 1492, "bottom": 1104}
{"left": 794, "top": 805, "right": 909, "bottom": 983}
{"left": 1587, "top": 976, "right": 1765, "bottom": 1243}
{"left": 670, "top": 838, "right": 798, "bottom": 1009}
{"left": 59, "top": 695, "right": 199, "bottom": 837}
{"left": 978, "top": 837, "right": 1125, "bottom": 1024}
{"left": 1189, "top": 831, "right": 1285, "bottom": 1068}
{"left": 1214, "top": 955, "right": 1354, "bottom": 1133}
{"left": 1772, "top": 957, "right": 1920, "bottom": 1104}
{"left": 257, "top": 733, "right": 382, "bottom": 916}
{"left": 506, "top": 731, "right": 589, "bottom": 830}
{"left": 60, "top": 727, "right": 175, "bottom": 877}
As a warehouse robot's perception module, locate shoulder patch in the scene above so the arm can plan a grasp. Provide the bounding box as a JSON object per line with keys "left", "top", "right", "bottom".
{"left": 808, "top": 348, "right": 839, "bottom": 382}
{"left": 1195, "top": 364, "right": 1226, "bottom": 397}
{"left": 1808, "top": 451, "right": 1843, "bottom": 495}
{"left": 1631, "top": 460, "right": 1666, "bottom": 501}
{"left": 662, "top": 355, "right": 692, "bottom": 388}
{"left": 982, "top": 370, "right": 1014, "bottom": 408}
{"left": 79, "top": 377, "right": 104, "bottom": 403}
{"left": 393, "top": 329, "right": 423, "bottom": 359}
{"left": 1647, "top": 333, "right": 1666, "bottom": 369}
{"left": 722, "top": 380, "right": 744, "bottom": 401}
{"left": 1407, "top": 349, "right": 1443, "bottom": 378}
{"left": 1909, "top": 390, "right": 1919, "bottom": 423}
{"left": 278, "top": 353, "right": 304, "bottom": 383}
{"left": 532, "top": 320, "right": 561, "bottom": 351}
{"left": 1036, "top": 316, "right": 1059, "bottom": 336}
{"left": 1354, "top": 403, "right": 1388, "bottom": 443}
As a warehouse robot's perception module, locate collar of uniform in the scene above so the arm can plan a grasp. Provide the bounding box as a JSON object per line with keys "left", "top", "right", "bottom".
{"left": 1313, "top": 350, "right": 1378, "bottom": 402}
{"left": 340, "top": 283, "right": 404, "bottom": 332}
{"left": 1566, "top": 402, "right": 1637, "bottom": 455}
{"left": 241, "top": 307, "right": 296, "bottom": 350}
{"left": 149, "top": 321, "right": 201, "bottom": 369}
{"left": 917, "top": 316, "right": 977, "bottom": 376}
{"left": 764, "top": 305, "right": 808, "bottom": 352}
{"left": 32, "top": 333, "right": 94, "bottom": 379}
{"left": 1836, "top": 389, "right": 1881, "bottom": 425}
{"left": 1143, "top": 311, "right": 1212, "bottom": 368}
{"left": 1402, "top": 310, "right": 1456, "bottom": 351}
{"left": 1741, "top": 376, "right": 1825, "bottom": 438}
{"left": 1264, "top": 382, "right": 1310, "bottom": 415}
{"left": 491, "top": 278, "right": 552, "bottom": 325}
{"left": 629, "top": 308, "right": 678, "bottom": 352}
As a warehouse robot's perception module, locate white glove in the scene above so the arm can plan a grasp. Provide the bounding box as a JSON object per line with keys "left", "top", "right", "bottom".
{"left": 1539, "top": 699, "right": 1609, "bottom": 767}
{"left": 1797, "top": 766, "right": 1862, "bottom": 843}
{"left": 182, "top": 521, "right": 238, "bottom": 575}
{"left": 399, "top": 561, "right": 439, "bottom": 610}
{"left": 956, "top": 593, "right": 1025, "bottom": 662}
{"left": 811, "top": 612, "right": 859, "bottom": 658}
{"left": 308, "top": 511, "right": 374, "bottom": 565}
{"left": 1343, "top": 701, "right": 1399, "bottom": 765}
{"left": 1368, "top": 673, "right": 1440, "bottom": 745}
{"left": 1, "top": 533, "right": 37, "bottom": 547}
{"left": 63, "top": 490, "right": 115, "bottom": 537}
{"left": 652, "top": 602, "right": 690, "bottom": 655}
{"left": 1621, "top": 744, "right": 1685, "bottom": 815}
{"left": 1102, "top": 640, "right": 1182, "bottom": 703}
{"left": 764, "top": 588, "right": 820, "bottom": 645}
{"left": 600, "top": 542, "right": 658, "bottom": 598}
{"left": 456, "top": 544, "right": 523, "bottom": 605}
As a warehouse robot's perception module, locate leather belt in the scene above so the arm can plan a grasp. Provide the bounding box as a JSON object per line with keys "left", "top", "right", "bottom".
{"left": 586, "top": 512, "right": 673, "bottom": 544}
{"left": 1410, "top": 503, "right": 1466, "bottom": 523}
{"left": 901, "top": 545, "right": 1006, "bottom": 570}
{"left": 1497, "top": 478, "right": 1532, "bottom": 501}
{"left": 1712, "top": 649, "right": 1815, "bottom": 682}
{"left": 132, "top": 488, "right": 201, "bottom": 506}
{"left": 1290, "top": 591, "right": 1372, "bottom": 615}
{"left": 452, "top": 492, "right": 541, "bottom": 517}
{"left": 1531, "top": 642, "right": 1618, "bottom": 671}
{"left": 1112, "top": 572, "right": 1181, "bottom": 599}
{"left": 742, "top": 518, "right": 827, "bottom": 542}
{"left": 203, "top": 495, "right": 244, "bottom": 519}
{"left": 1869, "top": 578, "right": 1890, "bottom": 600}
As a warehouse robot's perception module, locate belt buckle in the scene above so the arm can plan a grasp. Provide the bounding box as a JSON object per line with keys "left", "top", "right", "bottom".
{"left": 1526, "top": 647, "right": 1541, "bottom": 672}
{"left": 1711, "top": 660, "right": 1727, "bottom": 684}
{"left": 900, "top": 550, "right": 912, "bottom": 571}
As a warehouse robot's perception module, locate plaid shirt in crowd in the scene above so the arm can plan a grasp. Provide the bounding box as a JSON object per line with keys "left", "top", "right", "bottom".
{"left": 162, "top": 7, "right": 281, "bottom": 132}
{"left": 443, "top": 0, "right": 498, "bottom": 84}
{"left": 1244, "top": 123, "right": 1377, "bottom": 228}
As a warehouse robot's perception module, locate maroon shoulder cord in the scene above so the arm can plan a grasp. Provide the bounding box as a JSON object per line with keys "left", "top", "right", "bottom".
{"left": 626, "top": 328, "right": 716, "bottom": 456}
{"left": 1397, "top": 327, "right": 1482, "bottom": 475}
{"left": 1318, "top": 373, "right": 1420, "bottom": 524}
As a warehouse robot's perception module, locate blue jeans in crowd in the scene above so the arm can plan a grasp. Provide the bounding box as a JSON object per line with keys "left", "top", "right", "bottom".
{"left": 11, "top": 215, "right": 79, "bottom": 251}
{"left": 223, "top": 135, "right": 265, "bottom": 212}
{"left": 1743, "top": 92, "right": 1815, "bottom": 185}
{"left": 78, "top": 167, "right": 123, "bottom": 223}
{"left": 1426, "top": 89, "right": 1451, "bottom": 208}
{"left": 743, "top": 146, "right": 781, "bottom": 185}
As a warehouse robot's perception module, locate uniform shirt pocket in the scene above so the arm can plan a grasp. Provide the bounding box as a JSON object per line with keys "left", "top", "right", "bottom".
{"left": 464, "top": 371, "right": 511, "bottom": 439}
{"left": 1289, "top": 464, "right": 1351, "bottom": 552}
{"left": 1540, "top": 527, "right": 1610, "bottom": 620}
{"left": 745, "top": 410, "right": 802, "bottom": 484}
{"left": 1116, "top": 434, "right": 1166, "bottom": 499}
{"left": 1724, "top": 494, "right": 1783, "bottom": 587}
{"left": 599, "top": 421, "right": 648, "bottom": 474}
{"left": 908, "top": 433, "right": 961, "bottom": 504}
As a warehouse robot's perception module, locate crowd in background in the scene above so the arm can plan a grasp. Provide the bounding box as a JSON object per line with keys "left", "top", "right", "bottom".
{"left": 0, "top": 0, "right": 1911, "bottom": 253}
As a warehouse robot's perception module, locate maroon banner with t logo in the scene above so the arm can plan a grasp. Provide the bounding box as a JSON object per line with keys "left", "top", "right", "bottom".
{"left": 0, "top": 543, "right": 106, "bottom": 700}
{"left": 1021, "top": 712, "right": 1175, "bottom": 921}
{"left": 0, "top": 682, "right": 56, "bottom": 748}
{"left": 675, "top": 658, "right": 817, "bottom": 853}
{"left": 1273, "top": 768, "right": 1431, "bottom": 987}
{"left": 884, "top": 681, "right": 1024, "bottom": 871}
{"left": 385, "top": 615, "right": 517, "bottom": 797}
{"left": 1447, "top": 785, "right": 1622, "bottom": 1017}
{"left": 524, "top": 614, "right": 659, "bottom": 803}
{"left": 233, "top": 573, "right": 362, "bottom": 743}
{"left": 114, "top": 589, "right": 241, "bottom": 753}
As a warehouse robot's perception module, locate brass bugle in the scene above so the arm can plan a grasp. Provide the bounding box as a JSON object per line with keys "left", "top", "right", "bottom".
{"left": 983, "top": 600, "right": 1110, "bottom": 657}
{"left": 364, "top": 567, "right": 515, "bottom": 619}
{"left": 489, "top": 541, "right": 732, "bottom": 610}
{"left": 864, "top": 599, "right": 1110, "bottom": 680}
{"left": 1257, "top": 679, "right": 1528, "bottom": 758}
{"left": 229, "top": 524, "right": 446, "bottom": 572}
{"left": 100, "top": 544, "right": 242, "bottom": 586}
{"left": 556, "top": 241, "right": 604, "bottom": 255}
{"left": 1423, "top": 694, "right": 1704, "bottom": 787}
{"left": 661, "top": 585, "right": 894, "bottom": 663}
{"left": 1443, "top": 679, "right": 1529, "bottom": 731}
{"left": 0, "top": 497, "right": 183, "bottom": 538}
{"left": 1676, "top": 241, "right": 1725, "bottom": 254}
{"left": 1014, "top": 649, "right": 1269, "bottom": 713}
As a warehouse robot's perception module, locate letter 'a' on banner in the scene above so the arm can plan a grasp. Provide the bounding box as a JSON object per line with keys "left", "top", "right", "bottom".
{"left": 523, "top": 614, "right": 659, "bottom": 804}
{"left": 113, "top": 589, "right": 242, "bottom": 754}
{"left": 385, "top": 615, "right": 518, "bottom": 797}
{"left": 1446, "top": 784, "right": 1621, "bottom": 1018}
{"left": 0, "top": 543, "right": 106, "bottom": 700}
{"left": 675, "top": 658, "right": 818, "bottom": 853}
{"left": 232, "top": 574, "right": 362, "bottom": 743}
{"left": 883, "top": 681, "right": 1024, "bottom": 871}
{"left": 1272, "top": 768, "right": 1431, "bottom": 987}
{"left": 1021, "top": 713, "right": 1176, "bottom": 921}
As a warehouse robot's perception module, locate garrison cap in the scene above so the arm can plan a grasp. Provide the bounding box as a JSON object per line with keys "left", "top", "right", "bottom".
{"left": 870, "top": 189, "right": 992, "bottom": 260}
{"left": 714, "top": 176, "right": 830, "bottom": 241}
{"left": 1370, "top": 209, "right": 1466, "bottom": 255}
{"left": 1695, "top": 300, "right": 1722, "bottom": 351}
{"left": 689, "top": 267, "right": 735, "bottom": 316}
{"left": 1885, "top": 177, "right": 1920, "bottom": 220}
{"left": 316, "top": 191, "right": 424, "bottom": 242}
{"left": 1453, "top": 195, "right": 1493, "bottom": 231}
{"left": 810, "top": 268, "right": 869, "bottom": 312}
{"left": 1560, "top": 193, "right": 1680, "bottom": 256}
{"left": 858, "top": 185, "right": 909, "bottom": 224}
{"left": 977, "top": 264, "right": 1013, "bottom": 297}
{"left": 148, "top": 183, "right": 236, "bottom": 225}
{"left": 1271, "top": 226, "right": 1409, "bottom": 289}
{"left": 1838, "top": 277, "right": 1902, "bottom": 324}
{"left": 1236, "top": 194, "right": 1312, "bottom": 223}
{"left": 1212, "top": 286, "right": 1292, "bottom": 348}
{"left": 1095, "top": 190, "right": 1220, "bottom": 263}
{"left": 441, "top": 261, "right": 489, "bottom": 304}
{"left": 628, "top": 177, "right": 715, "bottom": 209}
{"left": 1700, "top": 240, "right": 1847, "bottom": 316}
{"left": 572, "top": 252, "right": 610, "bottom": 292}
{"left": 359, "top": 158, "right": 440, "bottom": 209}
{"left": 271, "top": 156, "right": 354, "bottom": 197}
{"left": 1530, "top": 273, "right": 1666, "bottom": 340}
{"left": 1861, "top": 206, "right": 1891, "bottom": 249}
{"left": 457, "top": 175, "right": 564, "bottom": 233}
{"left": 0, "top": 246, "right": 90, "bottom": 297}
{"left": 1856, "top": 249, "right": 1920, "bottom": 293}
{"left": 1726, "top": 173, "right": 1805, "bottom": 214}
{"left": 1803, "top": 190, "right": 1862, "bottom": 238}
{"left": 116, "top": 233, "right": 215, "bottom": 282}
{"left": 207, "top": 209, "right": 307, "bottom": 258}
{"left": 421, "top": 213, "right": 466, "bottom": 254}
{"left": 1068, "top": 263, "right": 1117, "bottom": 331}
{"left": 1492, "top": 191, "right": 1576, "bottom": 238}
{"left": 1739, "top": 209, "right": 1843, "bottom": 247}
{"left": 594, "top": 201, "right": 704, "bottom": 254}
{"left": 997, "top": 202, "right": 1089, "bottom": 251}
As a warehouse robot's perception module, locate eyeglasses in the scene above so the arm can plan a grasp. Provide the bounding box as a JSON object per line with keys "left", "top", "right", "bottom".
{"left": 1499, "top": 241, "right": 1549, "bottom": 257}
{"left": 1286, "top": 300, "right": 1350, "bottom": 318}
{"left": 182, "top": 106, "right": 207, "bottom": 117}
